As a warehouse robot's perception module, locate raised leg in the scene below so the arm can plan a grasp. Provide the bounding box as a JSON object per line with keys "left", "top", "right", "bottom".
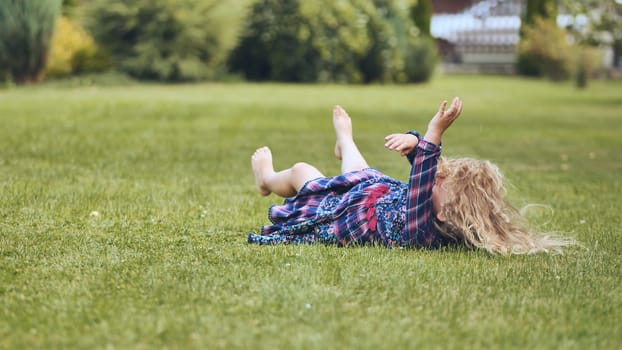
{"left": 333, "top": 105, "right": 369, "bottom": 174}
{"left": 252, "top": 147, "right": 325, "bottom": 198}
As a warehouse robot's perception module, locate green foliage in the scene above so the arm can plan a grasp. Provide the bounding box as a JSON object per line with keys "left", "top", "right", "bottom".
{"left": 86, "top": 0, "right": 248, "bottom": 82}
{"left": 518, "top": 18, "right": 574, "bottom": 81}
{"left": 410, "top": 0, "right": 432, "bottom": 36}
{"left": 403, "top": 35, "right": 437, "bottom": 82}
{"left": 1, "top": 77, "right": 622, "bottom": 348}
{"left": 0, "top": 71, "right": 11, "bottom": 89}
{"left": 229, "top": 0, "right": 436, "bottom": 83}
{"left": 71, "top": 47, "right": 111, "bottom": 76}
{"left": 299, "top": 0, "right": 373, "bottom": 83}
{"left": 0, "top": 0, "right": 62, "bottom": 84}
{"left": 228, "top": 0, "right": 316, "bottom": 82}
{"left": 376, "top": 2, "right": 438, "bottom": 83}
{"left": 363, "top": 0, "right": 430, "bottom": 84}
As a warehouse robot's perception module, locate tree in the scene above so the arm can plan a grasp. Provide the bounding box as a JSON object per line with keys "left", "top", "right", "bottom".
{"left": 62, "top": 0, "right": 78, "bottom": 17}
{"left": 0, "top": 0, "right": 62, "bottom": 84}
{"left": 410, "top": 0, "right": 432, "bottom": 36}
{"left": 523, "top": 0, "right": 558, "bottom": 26}
{"left": 562, "top": 0, "right": 622, "bottom": 68}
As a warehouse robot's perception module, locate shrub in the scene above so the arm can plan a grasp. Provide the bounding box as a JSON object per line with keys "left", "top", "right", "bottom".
{"left": 86, "top": 0, "right": 249, "bottom": 82}
{"left": 46, "top": 16, "right": 110, "bottom": 78}
{"left": 518, "top": 17, "right": 574, "bottom": 81}
{"left": 518, "top": 0, "right": 558, "bottom": 77}
{"left": 0, "top": 0, "right": 62, "bottom": 84}
{"left": 229, "top": 0, "right": 437, "bottom": 84}
{"left": 300, "top": 0, "right": 381, "bottom": 83}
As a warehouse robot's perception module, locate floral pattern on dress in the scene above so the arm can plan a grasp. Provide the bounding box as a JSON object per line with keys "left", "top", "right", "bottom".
{"left": 247, "top": 168, "right": 409, "bottom": 247}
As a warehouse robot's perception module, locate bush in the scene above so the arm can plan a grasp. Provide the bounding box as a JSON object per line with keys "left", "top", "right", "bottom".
{"left": 404, "top": 36, "right": 438, "bottom": 83}
{"left": 376, "top": 4, "right": 438, "bottom": 83}
{"left": 229, "top": 0, "right": 437, "bottom": 84}
{"left": 518, "top": 17, "right": 574, "bottom": 81}
{"left": 0, "top": 0, "right": 62, "bottom": 84}
{"left": 517, "top": 0, "right": 558, "bottom": 77}
{"left": 298, "top": 0, "right": 380, "bottom": 83}
{"left": 228, "top": 0, "right": 317, "bottom": 82}
{"left": 86, "top": 0, "right": 249, "bottom": 82}
{"left": 575, "top": 46, "right": 602, "bottom": 89}
{"left": 358, "top": 1, "right": 413, "bottom": 83}
{"left": 46, "top": 16, "right": 111, "bottom": 78}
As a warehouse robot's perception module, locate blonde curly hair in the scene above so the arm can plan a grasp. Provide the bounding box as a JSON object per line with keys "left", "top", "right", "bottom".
{"left": 434, "top": 158, "right": 575, "bottom": 255}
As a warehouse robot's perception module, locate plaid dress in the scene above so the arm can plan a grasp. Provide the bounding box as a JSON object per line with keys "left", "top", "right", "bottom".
{"left": 247, "top": 133, "right": 447, "bottom": 248}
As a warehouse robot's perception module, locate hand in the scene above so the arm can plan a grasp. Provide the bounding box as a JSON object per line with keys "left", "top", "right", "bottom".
{"left": 384, "top": 133, "right": 419, "bottom": 156}
{"left": 425, "top": 97, "right": 463, "bottom": 145}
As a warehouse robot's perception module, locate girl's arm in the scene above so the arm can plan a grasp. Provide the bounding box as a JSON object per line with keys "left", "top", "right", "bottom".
{"left": 383, "top": 97, "right": 463, "bottom": 157}
{"left": 423, "top": 97, "right": 463, "bottom": 145}
{"left": 404, "top": 136, "right": 442, "bottom": 246}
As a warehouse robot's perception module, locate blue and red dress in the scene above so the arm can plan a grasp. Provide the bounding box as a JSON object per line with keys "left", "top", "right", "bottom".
{"left": 247, "top": 132, "right": 448, "bottom": 248}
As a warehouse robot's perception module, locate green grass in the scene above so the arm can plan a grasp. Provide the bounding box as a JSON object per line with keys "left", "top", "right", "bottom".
{"left": 0, "top": 76, "right": 621, "bottom": 349}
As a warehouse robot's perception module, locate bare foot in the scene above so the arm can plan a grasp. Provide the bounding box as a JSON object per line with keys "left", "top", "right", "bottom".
{"left": 251, "top": 147, "right": 273, "bottom": 196}
{"left": 333, "top": 105, "right": 353, "bottom": 160}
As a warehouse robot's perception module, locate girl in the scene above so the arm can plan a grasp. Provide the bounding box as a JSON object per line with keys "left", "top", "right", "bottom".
{"left": 248, "top": 98, "right": 573, "bottom": 254}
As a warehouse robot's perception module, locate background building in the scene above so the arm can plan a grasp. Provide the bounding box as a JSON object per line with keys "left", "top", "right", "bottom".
{"left": 431, "top": 0, "right": 524, "bottom": 74}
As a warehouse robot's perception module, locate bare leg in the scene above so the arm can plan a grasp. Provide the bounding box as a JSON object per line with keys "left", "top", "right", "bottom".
{"left": 333, "top": 105, "right": 369, "bottom": 174}
{"left": 252, "top": 147, "right": 325, "bottom": 197}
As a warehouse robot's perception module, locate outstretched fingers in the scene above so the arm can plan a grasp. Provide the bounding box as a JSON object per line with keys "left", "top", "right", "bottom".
{"left": 437, "top": 100, "right": 448, "bottom": 117}
{"left": 447, "top": 97, "right": 460, "bottom": 117}
{"left": 456, "top": 99, "right": 463, "bottom": 116}
{"left": 426, "top": 97, "right": 464, "bottom": 143}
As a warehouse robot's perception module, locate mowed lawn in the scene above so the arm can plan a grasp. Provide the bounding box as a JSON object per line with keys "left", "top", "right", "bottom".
{"left": 0, "top": 76, "right": 620, "bottom": 349}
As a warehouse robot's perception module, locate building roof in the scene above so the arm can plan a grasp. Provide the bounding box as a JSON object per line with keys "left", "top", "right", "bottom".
{"left": 431, "top": 0, "right": 473, "bottom": 14}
